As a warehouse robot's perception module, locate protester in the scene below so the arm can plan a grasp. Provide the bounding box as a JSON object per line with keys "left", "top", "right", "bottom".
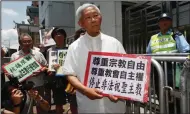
{"left": 18, "top": 42, "right": 40, "bottom": 52}
{"left": 45, "top": 28, "right": 68, "bottom": 114}
{"left": 63, "top": 3, "right": 126, "bottom": 113}
{"left": 10, "top": 33, "right": 49, "bottom": 114}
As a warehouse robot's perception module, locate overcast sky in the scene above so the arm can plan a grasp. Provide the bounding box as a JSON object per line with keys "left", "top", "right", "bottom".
{"left": 1, "top": 1, "right": 31, "bottom": 49}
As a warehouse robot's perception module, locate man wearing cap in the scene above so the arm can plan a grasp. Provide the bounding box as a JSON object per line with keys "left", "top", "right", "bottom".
{"left": 63, "top": 3, "right": 126, "bottom": 113}
{"left": 146, "top": 13, "right": 190, "bottom": 54}
{"left": 45, "top": 28, "right": 68, "bottom": 114}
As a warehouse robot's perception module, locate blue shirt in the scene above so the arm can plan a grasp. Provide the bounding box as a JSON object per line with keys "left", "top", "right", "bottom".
{"left": 146, "top": 29, "right": 190, "bottom": 54}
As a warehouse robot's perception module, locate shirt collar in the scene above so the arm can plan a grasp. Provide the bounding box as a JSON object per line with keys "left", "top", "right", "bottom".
{"left": 158, "top": 29, "right": 172, "bottom": 36}
{"left": 20, "top": 49, "right": 35, "bottom": 55}
{"left": 84, "top": 32, "right": 101, "bottom": 40}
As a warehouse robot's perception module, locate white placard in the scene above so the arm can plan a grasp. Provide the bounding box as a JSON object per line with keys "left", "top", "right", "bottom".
{"left": 56, "top": 50, "right": 67, "bottom": 76}
{"left": 48, "top": 51, "right": 58, "bottom": 71}
{"left": 84, "top": 52, "right": 151, "bottom": 102}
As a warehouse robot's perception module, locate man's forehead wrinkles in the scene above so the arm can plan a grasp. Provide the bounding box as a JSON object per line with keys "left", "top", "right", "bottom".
{"left": 22, "top": 38, "right": 32, "bottom": 40}
{"left": 84, "top": 11, "right": 97, "bottom": 15}
{"left": 83, "top": 7, "right": 98, "bottom": 13}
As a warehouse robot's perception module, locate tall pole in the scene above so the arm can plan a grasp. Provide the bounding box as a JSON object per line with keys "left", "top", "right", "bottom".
{"left": 162, "top": 2, "right": 166, "bottom": 13}
{"left": 8, "top": 39, "right": 10, "bottom": 57}
{"left": 176, "top": 1, "right": 179, "bottom": 28}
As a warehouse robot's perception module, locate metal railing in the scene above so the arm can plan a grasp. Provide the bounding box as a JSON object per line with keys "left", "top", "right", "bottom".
{"left": 125, "top": 54, "right": 189, "bottom": 114}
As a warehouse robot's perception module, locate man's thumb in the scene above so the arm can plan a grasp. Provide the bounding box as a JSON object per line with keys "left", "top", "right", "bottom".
{"left": 95, "top": 88, "right": 103, "bottom": 94}
{"left": 41, "top": 67, "right": 47, "bottom": 71}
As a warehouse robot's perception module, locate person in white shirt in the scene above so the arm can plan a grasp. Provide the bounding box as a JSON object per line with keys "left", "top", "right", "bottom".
{"left": 63, "top": 3, "right": 126, "bottom": 113}
{"left": 10, "top": 33, "right": 49, "bottom": 114}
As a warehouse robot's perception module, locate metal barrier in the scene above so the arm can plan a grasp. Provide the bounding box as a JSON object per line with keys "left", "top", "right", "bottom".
{"left": 152, "top": 55, "right": 188, "bottom": 114}
{"left": 125, "top": 58, "right": 165, "bottom": 114}
{"left": 125, "top": 54, "right": 189, "bottom": 114}
{"left": 180, "top": 59, "right": 190, "bottom": 114}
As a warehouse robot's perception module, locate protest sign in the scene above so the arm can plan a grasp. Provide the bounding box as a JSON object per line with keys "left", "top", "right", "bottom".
{"left": 56, "top": 50, "right": 67, "bottom": 76}
{"left": 48, "top": 50, "right": 58, "bottom": 71}
{"left": 2, "top": 54, "right": 42, "bottom": 82}
{"left": 39, "top": 28, "right": 56, "bottom": 47}
{"left": 84, "top": 52, "right": 151, "bottom": 102}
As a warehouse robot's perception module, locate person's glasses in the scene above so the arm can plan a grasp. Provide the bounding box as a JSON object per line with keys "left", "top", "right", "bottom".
{"left": 22, "top": 40, "right": 32, "bottom": 44}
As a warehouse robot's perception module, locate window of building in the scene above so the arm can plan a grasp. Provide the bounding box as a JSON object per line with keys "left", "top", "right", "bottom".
{"left": 80, "top": 2, "right": 100, "bottom": 9}
{"left": 41, "top": 1, "right": 44, "bottom": 6}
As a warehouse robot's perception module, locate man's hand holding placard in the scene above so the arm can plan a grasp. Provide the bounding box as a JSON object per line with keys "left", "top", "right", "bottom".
{"left": 2, "top": 54, "right": 42, "bottom": 82}
{"left": 82, "top": 87, "right": 103, "bottom": 100}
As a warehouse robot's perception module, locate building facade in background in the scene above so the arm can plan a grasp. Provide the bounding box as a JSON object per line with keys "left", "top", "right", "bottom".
{"left": 122, "top": 1, "right": 190, "bottom": 54}
{"left": 27, "top": 1, "right": 39, "bottom": 25}
{"left": 38, "top": 1, "right": 190, "bottom": 53}
{"left": 16, "top": 1, "right": 40, "bottom": 48}
{"left": 39, "top": 1, "right": 123, "bottom": 45}
{"left": 16, "top": 24, "right": 40, "bottom": 47}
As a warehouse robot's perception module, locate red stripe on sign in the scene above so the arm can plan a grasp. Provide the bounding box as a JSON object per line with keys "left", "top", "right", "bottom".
{"left": 84, "top": 51, "right": 93, "bottom": 86}
{"left": 143, "top": 56, "right": 151, "bottom": 102}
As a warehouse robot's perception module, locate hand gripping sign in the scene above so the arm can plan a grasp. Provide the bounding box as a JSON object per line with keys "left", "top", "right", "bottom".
{"left": 2, "top": 54, "right": 42, "bottom": 82}
{"left": 48, "top": 50, "right": 58, "bottom": 71}
{"left": 48, "top": 49, "right": 67, "bottom": 76}
{"left": 56, "top": 49, "right": 67, "bottom": 76}
{"left": 84, "top": 52, "right": 151, "bottom": 103}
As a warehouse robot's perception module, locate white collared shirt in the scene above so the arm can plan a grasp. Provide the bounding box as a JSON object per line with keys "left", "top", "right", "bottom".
{"left": 11, "top": 49, "right": 47, "bottom": 87}
{"left": 63, "top": 32, "right": 126, "bottom": 113}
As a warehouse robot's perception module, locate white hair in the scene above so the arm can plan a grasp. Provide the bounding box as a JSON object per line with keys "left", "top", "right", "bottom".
{"left": 76, "top": 3, "right": 101, "bottom": 21}
{"left": 19, "top": 33, "right": 32, "bottom": 41}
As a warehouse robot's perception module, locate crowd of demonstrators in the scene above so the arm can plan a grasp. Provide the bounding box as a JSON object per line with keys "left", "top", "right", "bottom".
{"left": 1, "top": 28, "right": 86, "bottom": 114}
{"left": 1, "top": 28, "right": 84, "bottom": 114}
{"left": 1, "top": 30, "right": 78, "bottom": 114}
{"left": 1, "top": 3, "right": 127, "bottom": 113}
